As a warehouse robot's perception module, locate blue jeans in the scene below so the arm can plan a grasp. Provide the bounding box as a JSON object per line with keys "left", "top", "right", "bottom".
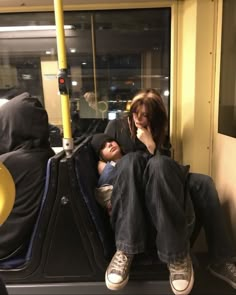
{"left": 188, "top": 173, "right": 236, "bottom": 264}
{"left": 111, "top": 152, "right": 194, "bottom": 264}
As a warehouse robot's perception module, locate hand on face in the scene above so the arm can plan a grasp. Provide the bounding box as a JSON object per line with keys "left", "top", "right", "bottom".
{"left": 136, "top": 126, "right": 152, "bottom": 144}
{"left": 132, "top": 104, "right": 156, "bottom": 154}
{"left": 136, "top": 126, "right": 156, "bottom": 155}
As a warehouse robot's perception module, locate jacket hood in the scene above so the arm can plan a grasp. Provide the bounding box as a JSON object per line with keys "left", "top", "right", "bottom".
{"left": 0, "top": 92, "right": 50, "bottom": 154}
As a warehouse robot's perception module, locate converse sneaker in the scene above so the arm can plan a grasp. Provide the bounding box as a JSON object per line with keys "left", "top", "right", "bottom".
{"left": 168, "top": 254, "right": 194, "bottom": 295}
{"left": 208, "top": 262, "right": 236, "bottom": 289}
{"left": 105, "top": 250, "right": 133, "bottom": 291}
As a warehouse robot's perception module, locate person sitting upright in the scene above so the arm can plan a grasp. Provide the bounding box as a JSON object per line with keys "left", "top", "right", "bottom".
{"left": 104, "top": 88, "right": 236, "bottom": 293}
{"left": 0, "top": 92, "right": 54, "bottom": 259}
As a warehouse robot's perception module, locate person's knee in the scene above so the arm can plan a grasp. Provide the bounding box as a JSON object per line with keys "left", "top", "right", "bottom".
{"left": 192, "top": 174, "right": 215, "bottom": 190}
{"left": 148, "top": 154, "right": 174, "bottom": 175}
{"left": 196, "top": 173, "right": 213, "bottom": 183}
{"left": 189, "top": 174, "right": 218, "bottom": 203}
{"left": 119, "top": 152, "right": 147, "bottom": 170}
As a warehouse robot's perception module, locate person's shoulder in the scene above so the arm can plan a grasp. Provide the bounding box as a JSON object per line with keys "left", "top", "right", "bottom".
{"left": 106, "top": 118, "right": 118, "bottom": 127}
{"left": 106, "top": 117, "right": 127, "bottom": 130}
{"left": 0, "top": 148, "right": 53, "bottom": 169}
{"left": 105, "top": 119, "right": 115, "bottom": 134}
{"left": 116, "top": 116, "right": 128, "bottom": 124}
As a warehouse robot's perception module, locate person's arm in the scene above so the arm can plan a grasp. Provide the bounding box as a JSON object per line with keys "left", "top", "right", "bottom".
{"left": 136, "top": 127, "right": 156, "bottom": 155}
{"left": 95, "top": 161, "right": 114, "bottom": 216}
{"left": 98, "top": 160, "right": 107, "bottom": 175}
{"left": 97, "top": 162, "right": 116, "bottom": 187}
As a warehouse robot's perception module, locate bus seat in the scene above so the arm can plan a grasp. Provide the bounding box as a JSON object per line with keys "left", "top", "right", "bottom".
{"left": 73, "top": 136, "right": 115, "bottom": 258}
{"left": 0, "top": 155, "right": 57, "bottom": 269}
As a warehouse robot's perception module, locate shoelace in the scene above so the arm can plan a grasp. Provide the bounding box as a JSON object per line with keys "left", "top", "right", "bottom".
{"left": 169, "top": 258, "right": 189, "bottom": 279}
{"left": 226, "top": 263, "right": 236, "bottom": 277}
{"left": 110, "top": 252, "right": 130, "bottom": 274}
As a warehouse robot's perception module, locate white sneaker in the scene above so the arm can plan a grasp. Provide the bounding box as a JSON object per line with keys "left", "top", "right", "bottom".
{"left": 105, "top": 250, "right": 133, "bottom": 291}
{"left": 168, "top": 254, "right": 194, "bottom": 295}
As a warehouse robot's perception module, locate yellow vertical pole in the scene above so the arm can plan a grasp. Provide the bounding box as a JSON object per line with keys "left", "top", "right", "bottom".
{"left": 90, "top": 14, "right": 98, "bottom": 117}
{"left": 54, "top": 0, "right": 73, "bottom": 155}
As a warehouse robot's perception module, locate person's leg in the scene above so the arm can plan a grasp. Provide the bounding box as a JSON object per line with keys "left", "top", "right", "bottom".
{"left": 111, "top": 151, "right": 148, "bottom": 254}
{"left": 106, "top": 152, "right": 148, "bottom": 290}
{"left": 188, "top": 173, "right": 236, "bottom": 289}
{"left": 144, "top": 154, "right": 194, "bottom": 295}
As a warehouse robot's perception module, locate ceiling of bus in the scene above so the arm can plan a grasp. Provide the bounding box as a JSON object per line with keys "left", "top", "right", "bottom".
{"left": 0, "top": 0, "right": 170, "bottom": 82}
{"left": 0, "top": 5, "right": 170, "bottom": 55}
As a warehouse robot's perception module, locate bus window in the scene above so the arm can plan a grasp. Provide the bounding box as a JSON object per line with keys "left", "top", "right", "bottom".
{"left": 0, "top": 8, "right": 170, "bottom": 140}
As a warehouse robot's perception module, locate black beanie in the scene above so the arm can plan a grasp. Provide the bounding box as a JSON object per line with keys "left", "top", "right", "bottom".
{"left": 91, "top": 133, "right": 115, "bottom": 157}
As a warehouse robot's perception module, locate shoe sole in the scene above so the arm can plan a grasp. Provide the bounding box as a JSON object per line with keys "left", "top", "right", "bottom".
{"left": 170, "top": 265, "right": 194, "bottom": 295}
{"left": 208, "top": 267, "right": 236, "bottom": 289}
{"left": 105, "top": 271, "right": 129, "bottom": 291}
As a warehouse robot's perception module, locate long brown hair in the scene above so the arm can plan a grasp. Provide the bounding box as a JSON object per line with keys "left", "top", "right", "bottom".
{"left": 129, "top": 89, "right": 168, "bottom": 147}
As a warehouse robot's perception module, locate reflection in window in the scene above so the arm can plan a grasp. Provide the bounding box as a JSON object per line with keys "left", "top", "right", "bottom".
{"left": 218, "top": 0, "right": 236, "bottom": 137}
{"left": 0, "top": 8, "right": 171, "bottom": 142}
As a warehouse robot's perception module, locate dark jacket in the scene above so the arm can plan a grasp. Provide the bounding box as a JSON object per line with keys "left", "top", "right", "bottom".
{"left": 105, "top": 117, "right": 147, "bottom": 153}
{"left": 105, "top": 117, "right": 171, "bottom": 156}
{"left": 0, "top": 93, "right": 54, "bottom": 259}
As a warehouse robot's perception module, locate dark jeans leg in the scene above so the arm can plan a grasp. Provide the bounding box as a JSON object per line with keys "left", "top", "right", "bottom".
{"left": 188, "top": 173, "right": 236, "bottom": 263}
{"left": 144, "top": 154, "right": 191, "bottom": 264}
{"left": 111, "top": 152, "right": 148, "bottom": 255}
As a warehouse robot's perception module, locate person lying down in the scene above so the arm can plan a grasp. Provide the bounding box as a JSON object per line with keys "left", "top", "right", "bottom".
{"left": 91, "top": 133, "right": 123, "bottom": 216}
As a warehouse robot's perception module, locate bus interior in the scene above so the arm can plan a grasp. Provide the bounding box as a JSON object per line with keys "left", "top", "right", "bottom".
{"left": 0, "top": 0, "right": 236, "bottom": 294}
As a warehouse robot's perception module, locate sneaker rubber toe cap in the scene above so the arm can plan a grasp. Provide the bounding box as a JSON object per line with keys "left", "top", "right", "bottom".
{"left": 108, "top": 273, "right": 123, "bottom": 284}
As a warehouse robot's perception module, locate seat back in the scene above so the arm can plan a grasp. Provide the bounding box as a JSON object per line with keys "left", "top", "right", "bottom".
{"left": 0, "top": 151, "right": 63, "bottom": 269}
{"left": 73, "top": 136, "right": 115, "bottom": 258}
